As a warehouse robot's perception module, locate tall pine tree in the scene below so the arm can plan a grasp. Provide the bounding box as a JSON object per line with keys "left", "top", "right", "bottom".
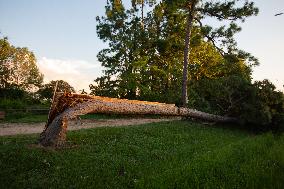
{"left": 91, "top": 0, "right": 257, "bottom": 105}
{"left": 164, "top": 0, "right": 259, "bottom": 106}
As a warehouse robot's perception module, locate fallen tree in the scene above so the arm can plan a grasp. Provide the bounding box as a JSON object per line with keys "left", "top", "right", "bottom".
{"left": 39, "top": 92, "right": 238, "bottom": 147}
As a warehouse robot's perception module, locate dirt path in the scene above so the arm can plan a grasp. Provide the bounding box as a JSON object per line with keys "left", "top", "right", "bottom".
{"left": 0, "top": 118, "right": 180, "bottom": 136}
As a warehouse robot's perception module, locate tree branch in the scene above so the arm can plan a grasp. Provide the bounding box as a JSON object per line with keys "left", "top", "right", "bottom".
{"left": 194, "top": 18, "right": 226, "bottom": 57}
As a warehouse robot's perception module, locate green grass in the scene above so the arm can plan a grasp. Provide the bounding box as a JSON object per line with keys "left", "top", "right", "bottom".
{"left": 0, "top": 121, "right": 284, "bottom": 188}
{"left": 1, "top": 113, "right": 48, "bottom": 123}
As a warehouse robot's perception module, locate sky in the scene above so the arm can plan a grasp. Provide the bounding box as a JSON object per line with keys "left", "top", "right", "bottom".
{"left": 0, "top": 0, "right": 283, "bottom": 92}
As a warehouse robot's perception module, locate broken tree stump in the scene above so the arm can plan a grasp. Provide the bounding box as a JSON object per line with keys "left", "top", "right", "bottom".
{"left": 39, "top": 92, "right": 237, "bottom": 147}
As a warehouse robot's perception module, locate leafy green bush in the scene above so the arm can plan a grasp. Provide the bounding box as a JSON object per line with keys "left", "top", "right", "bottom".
{"left": 0, "top": 83, "right": 47, "bottom": 109}
{"left": 0, "top": 87, "right": 26, "bottom": 99}
{"left": 188, "top": 75, "right": 252, "bottom": 115}
{"left": 244, "top": 80, "right": 284, "bottom": 127}
{"left": 189, "top": 77, "right": 284, "bottom": 130}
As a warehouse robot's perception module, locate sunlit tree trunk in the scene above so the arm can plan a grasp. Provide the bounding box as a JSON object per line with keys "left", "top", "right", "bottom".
{"left": 141, "top": 0, "right": 144, "bottom": 29}
{"left": 182, "top": 0, "right": 198, "bottom": 107}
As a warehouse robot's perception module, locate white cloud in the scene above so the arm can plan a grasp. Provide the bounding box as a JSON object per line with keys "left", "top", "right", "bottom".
{"left": 37, "top": 57, "right": 103, "bottom": 92}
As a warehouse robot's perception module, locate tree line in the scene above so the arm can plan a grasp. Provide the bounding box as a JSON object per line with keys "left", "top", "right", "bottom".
{"left": 90, "top": 0, "right": 284, "bottom": 129}
{"left": 0, "top": 37, "right": 75, "bottom": 109}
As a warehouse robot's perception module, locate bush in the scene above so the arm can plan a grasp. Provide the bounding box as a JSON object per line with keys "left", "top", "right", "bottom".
{"left": 0, "top": 87, "right": 26, "bottom": 99}
{"left": 188, "top": 75, "right": 252, "bottom": 115}
{"left": 0, "top": 86, "right": 44, "bottom": 109}
{"left": 248, "top": 80, "right": 284, "bottom": 127}
{"left": 189, "top": 77, "right": 284, "bottom": 130}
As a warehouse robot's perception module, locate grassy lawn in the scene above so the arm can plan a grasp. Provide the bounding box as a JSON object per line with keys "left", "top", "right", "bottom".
{"left": 0, "top": 121, "right": 283, "bottom": 188}
{"left": 1, "top": 114, "right": 48, "bottom": 123}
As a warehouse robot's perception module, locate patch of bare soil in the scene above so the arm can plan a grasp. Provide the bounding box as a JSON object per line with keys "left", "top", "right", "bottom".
{"left": 0, "top": 118, "right": 181, "bottom": 136}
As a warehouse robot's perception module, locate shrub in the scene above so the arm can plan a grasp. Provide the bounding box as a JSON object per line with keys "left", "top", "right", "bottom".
{"left": 188, "top": 75, "right": 252, "bottom": 115}
{"left": 0, "top": 87, "right": 26, "bottom": 99}
{"left": 0, "top": 86, "right": 43, "bottom": 109}
{"left": 188, "top": 77, "right": 284, "bottom": 130}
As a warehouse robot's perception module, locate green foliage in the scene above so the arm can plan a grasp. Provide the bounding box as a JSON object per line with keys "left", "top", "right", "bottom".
{"left": 242, "top": 81, "right": 284, "bottom": 128}
{"left": 189, "top": 77, "right": 284, "bottom": 129}
{"left": 37, "top": 80, "right": 75, "bottom": 102}
{"left": 1, "top": 113, "right": 47, "bottom": 123}
{"left": 94, "top": 1, "right": 252, "bottom": 104}
{"left": 92, "top": 1, "right": 278, "bottom": 130}
{"left": 0, "top": 86, "right": 43, "bottom": 109}
{"left": 0, "top": 37, "right": 43, "bottom": 91}
{"left": 92, "top": 0, "right": 259, "bottom": 104}
{"left": 163, "top": 0, "right": 259, "bottom": 65}
{"left": 0, "top": 86, "right": 26, "bottom": 99}
{"left": 0, "top": 37, "right": 45, "bottom": 109}
{"left": 132, "top": 0, "right": 156, "bottom": 7}
{"left": 189, "top": 75, "right": 250, "bottom": 114}
{"left": 1, "top": 121, "right": 284, "bottom": 188}
{"left": 0, "top": 98, "right": 28, "bottom": 109}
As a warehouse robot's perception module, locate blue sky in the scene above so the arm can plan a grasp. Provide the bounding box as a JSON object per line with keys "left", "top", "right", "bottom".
{"left": 0, "top": 0, "right": 283, "bottom": 92}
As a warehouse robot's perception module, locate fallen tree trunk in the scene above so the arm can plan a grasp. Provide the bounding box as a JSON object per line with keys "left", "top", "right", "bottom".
{"left": 39, "top": 92, "right": 238, "bottom": 147}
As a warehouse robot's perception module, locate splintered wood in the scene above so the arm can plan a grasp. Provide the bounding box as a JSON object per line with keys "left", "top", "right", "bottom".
{"left": 39, "top": 92, "right": 237, "bottom": 147}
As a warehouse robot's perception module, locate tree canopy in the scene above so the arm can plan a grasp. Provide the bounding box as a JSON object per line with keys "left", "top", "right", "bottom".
{"left": 38, "top": 80, "right": 75, "bottom": 101}
{"left": 91, "top": 0, "right": 284, "bottom": 127}
{"left": 0, "top": 37, "right": 43, "bottom": 91}
{"left": 91, "top": 0, "right": 256, "bottom": 104}
{"left": 0, "top": 38, "right": 76, "bottom": 107}
{"left": 168, "top": 0, "right": 259, "bottom": 106}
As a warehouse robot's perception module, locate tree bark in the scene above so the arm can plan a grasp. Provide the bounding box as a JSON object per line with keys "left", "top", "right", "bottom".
{"left": 141, "top": 0, "right": 144, "bottom": 29}
{"left": 182, "top": 0, "right": 198, "bottom": 107}
{"left": 39, "top": 93, "right": 238, "bottom": 147}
